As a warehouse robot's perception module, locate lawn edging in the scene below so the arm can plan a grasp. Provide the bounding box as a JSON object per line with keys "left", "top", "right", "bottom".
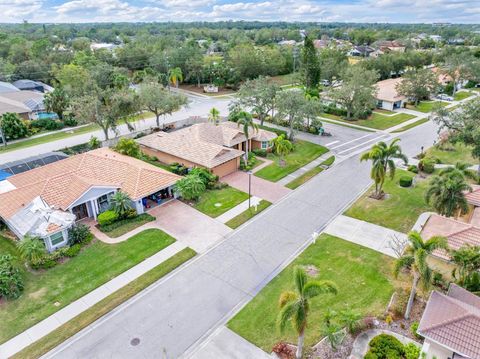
{"left": 11, "top": 247, "right": 197, "bottom": 359}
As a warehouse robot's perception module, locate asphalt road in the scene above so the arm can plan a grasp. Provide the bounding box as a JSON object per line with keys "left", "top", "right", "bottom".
{"left": 43, "top": 119, "right": 439, "bottom": 359}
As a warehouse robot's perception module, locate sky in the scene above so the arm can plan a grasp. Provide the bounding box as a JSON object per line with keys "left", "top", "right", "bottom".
{"left": 1, "top": 0, "right": 479, "bottom": 24}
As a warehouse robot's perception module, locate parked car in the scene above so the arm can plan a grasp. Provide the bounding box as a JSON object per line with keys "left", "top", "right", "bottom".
{"left": 436, "top": 94, "right": 454, "bottom": 101}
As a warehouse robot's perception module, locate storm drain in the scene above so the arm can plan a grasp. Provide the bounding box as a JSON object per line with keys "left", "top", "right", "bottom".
{"left": 130, "top": 337, "right": 141, "bottom": 346}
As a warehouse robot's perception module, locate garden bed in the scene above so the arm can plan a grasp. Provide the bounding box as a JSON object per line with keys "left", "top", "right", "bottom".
{"left": 97, "top": 213, "right": 155, "bottom": 238}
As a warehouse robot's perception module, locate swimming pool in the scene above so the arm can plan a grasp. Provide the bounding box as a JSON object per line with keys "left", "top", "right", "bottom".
{"left": 35, "top": 112, "right": 58, "bottom": 120}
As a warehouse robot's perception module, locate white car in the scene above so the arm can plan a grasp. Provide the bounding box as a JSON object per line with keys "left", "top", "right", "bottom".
{"left": 436, "top": 94, "right": 454, "bottom": 101}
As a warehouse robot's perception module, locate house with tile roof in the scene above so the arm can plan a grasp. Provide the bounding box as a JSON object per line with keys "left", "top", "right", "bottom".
{"left": 375, "top": 78, "right": 406, "bottom": 111}
{"left": 418, "top": 283, "right": 480, "bottom": 359}
{"left": 0, "top": 148, "right": 180, "bottom": 251}
{"left": 420, "top": 186, "right": 480, "bottom": 261}
{"left": 137, "top": 122, "right": 277, "bottom": 177}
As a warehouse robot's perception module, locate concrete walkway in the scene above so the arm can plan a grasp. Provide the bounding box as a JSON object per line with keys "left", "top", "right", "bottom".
{"left": 0, "top": 241, "right": 188, "bottom": 359}
{"left": 277, "top": 152, "right": 332, "bottom": 186}
{"left": 187, "top": 326, "right": 273, "bottom": 359}
{"left": 349, "top": 329, "right": 420, "bottom": 359}
{"left": 216, "top": 196, "right": 263, "bottom": 223}
{"left": 324, "top": 215, "right": 407, "bottom": 258}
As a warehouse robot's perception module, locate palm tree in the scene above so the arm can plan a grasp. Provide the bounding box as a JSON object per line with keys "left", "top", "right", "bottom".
{"left": 168, "top": 67, "right": 183, "bottom": 88}
{"left": 450, "top": 245, "right": 480, "bottom": 286}
{"left": 110, "top": 191, "right": 133, "bottom": 218}
{"left": 360, "top": 139, "right": 408, "bottom": 199}
{"left": 425, "top": 172, "right": 472, "bottom": 218}
{"left": 208, "top": 107, "right": 220, "bottom": 125}
{"left": 17, "top": 235, "right": 46, "bottom": 264}
{"left": 272, "top": 134, "right": 294, "bottom": 167}
{"left": 236, "top": 111, "right": 258, "bottom": 165}
{"left": 277, "top": 266, "right": 337, "bottom": 359}
{"left": 439, "top": 162, "right": 477, "bottom": 182}
{"left": 394, "top": 231, "right": 448, "bottom": 319}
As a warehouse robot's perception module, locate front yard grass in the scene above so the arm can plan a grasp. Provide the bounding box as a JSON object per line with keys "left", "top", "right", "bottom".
{"left": 0, "top": 228, "right": 176, "bottom": 344}
{"left": 322, "top": 113, "right": 416, "bottom": 130}
{"left": 227, "top": 234, "right": 399, "bottom": 351}
{"left": 286, "top": 166, "right": 324, "bottom": 189}
{"left": 194, "top": 186, "right": 249, "bottom": 218}
{"left": 426, "top": 143, "right": 476, "bottom": 166}
{"left": 454, "top": 91, "right": 474, "bottom": 101}
{"left": 407, "top": 101, "right": 448, "bottom": 113}
{"left": 391, "top": 118, "right": 429, "bottom": 133}
{"left": 12, "top": 247, "right": 196, "bottom": 359}
{"left": 225, "top": 200, "right": 272, "bottom": 229}
{"left": 255, "top": 140, "right": 328, "bottom": 182}
{"left": 98, "top": 213, "right": 155, "bottom": 238}
{"left": 345, "top": 170, "right": 433, "bottom": 233}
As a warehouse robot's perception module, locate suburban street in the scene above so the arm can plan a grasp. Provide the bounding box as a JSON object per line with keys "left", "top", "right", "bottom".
{"left": 38, "top": 97, "right": 440, "bottom": 359}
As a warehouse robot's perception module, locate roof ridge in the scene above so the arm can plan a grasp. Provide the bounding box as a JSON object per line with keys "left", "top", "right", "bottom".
{"left": 448, "top": 225, "right": 476, "bottom": 238}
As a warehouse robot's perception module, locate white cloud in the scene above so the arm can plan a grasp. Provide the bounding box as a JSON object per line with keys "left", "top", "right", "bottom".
{"left": 0, "top": 0, "right": 43, "bottom": 19}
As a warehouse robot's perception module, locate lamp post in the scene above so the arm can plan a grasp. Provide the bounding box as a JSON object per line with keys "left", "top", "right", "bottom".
{"left": 248, "top": 170, "right": 252, "bottom": 208}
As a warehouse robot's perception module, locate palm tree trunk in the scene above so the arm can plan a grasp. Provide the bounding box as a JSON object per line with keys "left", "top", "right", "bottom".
{"left": 244, "top": 138, "right": 249, "bottom": 165}
{"left": 405, "top": 272, "right": 419, "bottom": 319}
{"left": 296, "top": 330, "right": 305, "bottom": 359}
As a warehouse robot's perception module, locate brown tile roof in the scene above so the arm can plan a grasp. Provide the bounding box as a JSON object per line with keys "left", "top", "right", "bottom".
{"left": 418, "top": 284, "right": 480, "bottom": 358}
{"left": 137, "top": 122, "right": 276, "bottom": 169}
{"left": 466, "top": 187, "right": 480, "bottom": 207}
{"left": 376, "top": 78, "right": 405, "bottom": 102}
{"left": 0, "top": 148, "right": 180, "bottom": 219}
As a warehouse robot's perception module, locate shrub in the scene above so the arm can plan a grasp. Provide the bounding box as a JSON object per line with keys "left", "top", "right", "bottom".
{"left": 16, "top": 235, "right": 47, "bottom": 264}
{"left": 410, "top": 322, "right": 422, "bottom": 340}
{"left": 324, "top": 105, "right": 348, "bottom": 117}
{"left": 1, "top": 113, "right": 28, "bottom": 140}
{"left": 169, "top": 162, "right": 189, "bottom": 175}
{"left": 239, "top": 152, "right": 257, "bottom": 171}
{"left": 100, "top": 213, "right": 155, "bottom": 233}
{"left": 407, "top": 165, "right": 418, "bottom": 174}
{"left": 189, "top": 167, "right": 218, "bottom": 188}
{"left": 31, "top": 255, "right": 58, "bottom": 270}
{"left": 115, "top": 137, "right": 141, "bottom": 158}
{"left": 30, "top": 118, "right": 64, "bottom": 131}
{"left": 63, "top": 116, "right": 78, "bottom": 127}
{"left": 419, "top": 158, "right": 435, "bottom": 174}
{"left": 68, "top": 224, "right": 91, "bottom": 245}
{"left": 399, "top": 176, "right": 413, "bottom": 188}
{"left": 64, "top": 244, "right": 81, "bottom": 258}
{"left": 0, "top": 254, "right": 24, "bottom": 299}
{"left": 175, "top": 174, "right": 206, "bottom": 201}
{"left": 253, "top": 149, "right": 267, "bottom": 157}
{"left": 110, "top": 191, "right": 133, "bottom": 218}
{"left": 97, "top": 210, "right": 119, "bottom": 227}
{"left": 365, "top": 334, "right": 405, "bottom": 359}
{"left": 404, "top": 343, "right": 421, "bottom": 359}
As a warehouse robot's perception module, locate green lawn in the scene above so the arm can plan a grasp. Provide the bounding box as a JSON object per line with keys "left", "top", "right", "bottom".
{"left": 194, "top": 186, "right": 249, "bottom": 218}
{"left": 225, "top": 200, "right": 272, "bottom": 229}
{"left": 0, "top": 228, "right": 176, "bottom": 344}
{"left": 391, "top": 118, "right": 430, "bottom": 133}
{"left": 426, "top": 143, "right": 476, "bottom": 166}
{"left": 98, "top": 213, "right": 155, "bottom": 238}
{"left": 227, "top": 234, "right": 398, "bottom": 351}
{"left": 408, "top": 101, "right": 448, "bottom": 113}
{"left": 285, "top": 155, "right": 335, "bottom": 189}
{"left": 13, "top": 247, "right": 196, "bottom": 359}
{"left": 255, "top": 141, "right": 328, "bottom": 182}
{"left": 321, "top": 112, "right": 416, "bottom": 130}
{"left": 345, "top": 170, "right": 433, "bottom": 233}
{"left": 454, "top": 91, "right": 473, "bottom": 101}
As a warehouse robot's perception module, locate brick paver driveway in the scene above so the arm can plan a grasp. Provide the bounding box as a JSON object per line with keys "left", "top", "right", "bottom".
{"left": 221, "top": 171, "right": 291, "bottom": 203}
{"left": 149, "top": 200, "right": 231, "bottom": 253}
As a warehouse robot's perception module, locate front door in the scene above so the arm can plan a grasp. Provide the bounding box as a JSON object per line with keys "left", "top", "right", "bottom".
{"left": 72, "top": 203, "right": 89, "bottom": 220}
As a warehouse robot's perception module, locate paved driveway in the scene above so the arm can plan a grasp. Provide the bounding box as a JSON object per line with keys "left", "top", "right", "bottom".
{"left": 221, "top": 171, "right": 291, "bottom": 203}
{"left": 149, "top": 200, "right": 231, "bottom": 253}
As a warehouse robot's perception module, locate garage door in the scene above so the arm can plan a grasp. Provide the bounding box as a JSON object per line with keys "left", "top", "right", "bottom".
{"left": 213, "top": 159, "right": 238, "bottom": 177}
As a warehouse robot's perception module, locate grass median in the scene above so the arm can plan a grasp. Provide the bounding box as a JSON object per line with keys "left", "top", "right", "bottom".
{"left": 12, "top": 247, "right": 196, "bottom": 359}
{"left": 225, "top": 200, "right": 272, "bottom": 229}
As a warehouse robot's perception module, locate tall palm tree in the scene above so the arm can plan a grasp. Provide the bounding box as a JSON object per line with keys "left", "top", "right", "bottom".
{"left": 110, "top": 191, "right": 133, "bottom": 218}
{"left": 425, "top": 172, "right": 472, "bottom": 218}
{"left": 394, "top": 231, "right": 448, "bottom": 319}
{"left": 272, "top": 134, "right": 293, "bottom": 167}
{"left": 439, "top": 162, "right": 478, "bottom": 182}
{"left": 236, "top": 111, "right": 258, "bottom": 165}
{"left": 168, "top": 67, "right": 183, "bottom": 88}
{"left": 208, "top": 107, "right": 220, "bottom": 125}
{"left": 17, "top": 235, "right": 46, "bottom": 264}
{"left": 277, "top": 266, "right": 337, "bottom": 359}
{"left": 360, "top": 139, "right": 408, "bottom": 199}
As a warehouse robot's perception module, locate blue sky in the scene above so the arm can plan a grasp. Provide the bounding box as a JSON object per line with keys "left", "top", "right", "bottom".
{"left": 2, "top": 0, "right": 479, "bottom": 23}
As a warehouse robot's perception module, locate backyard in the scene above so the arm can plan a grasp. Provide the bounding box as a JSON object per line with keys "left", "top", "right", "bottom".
{"left": 425, "top": 143, "right": 476, "bottom": 166}
{"left": 0, "top": 228, "right": 176, "bottom": 343}
{"left": 320, "top": 112, "right": 416, "bottom": 130}
{"left": 345, "top": 170, "right": 433, "bottom": 233}
{"left": 227, "top": 234, "right": 400, "bottom": 351}
{"left": 193, "top": 186, "right": 249, "bottom": 218}
{"left": 255, "top": 140, "right": 328, "bottom": 182}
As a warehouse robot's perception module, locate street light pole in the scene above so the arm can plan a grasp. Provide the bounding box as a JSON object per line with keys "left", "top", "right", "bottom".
{"left": 248, "top": 170, "right": 252, "bottom": 208}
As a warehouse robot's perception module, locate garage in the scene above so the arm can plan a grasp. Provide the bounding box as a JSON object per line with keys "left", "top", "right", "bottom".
{"left": 212, "top": 158, "right": 239, "bottom": 177}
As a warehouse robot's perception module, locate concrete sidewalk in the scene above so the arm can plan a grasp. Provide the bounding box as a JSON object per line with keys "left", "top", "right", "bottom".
{"left": 324, "top": 215, "right": 407, "bottom": 258}
{"left": 0, "top": 241, "right": 188, "bottom": 359}
{"left": 277, "top": 152, "right": 332, "bottom": 186}
{"left": 216, "top": 196, "right": 263, "bottom": 223}
{"left": 187, "top": 326, "right": 273, "bottom": 359}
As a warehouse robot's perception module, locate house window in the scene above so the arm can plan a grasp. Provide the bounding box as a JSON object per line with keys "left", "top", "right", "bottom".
{"left": 50, "top": 231, "right": 65, "bottom": 246}
{"left": 97, "top": 193, "right": 112, "bottom": 213}
{"left": 261, "top": 141, "right": 269, "bottom": 149}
